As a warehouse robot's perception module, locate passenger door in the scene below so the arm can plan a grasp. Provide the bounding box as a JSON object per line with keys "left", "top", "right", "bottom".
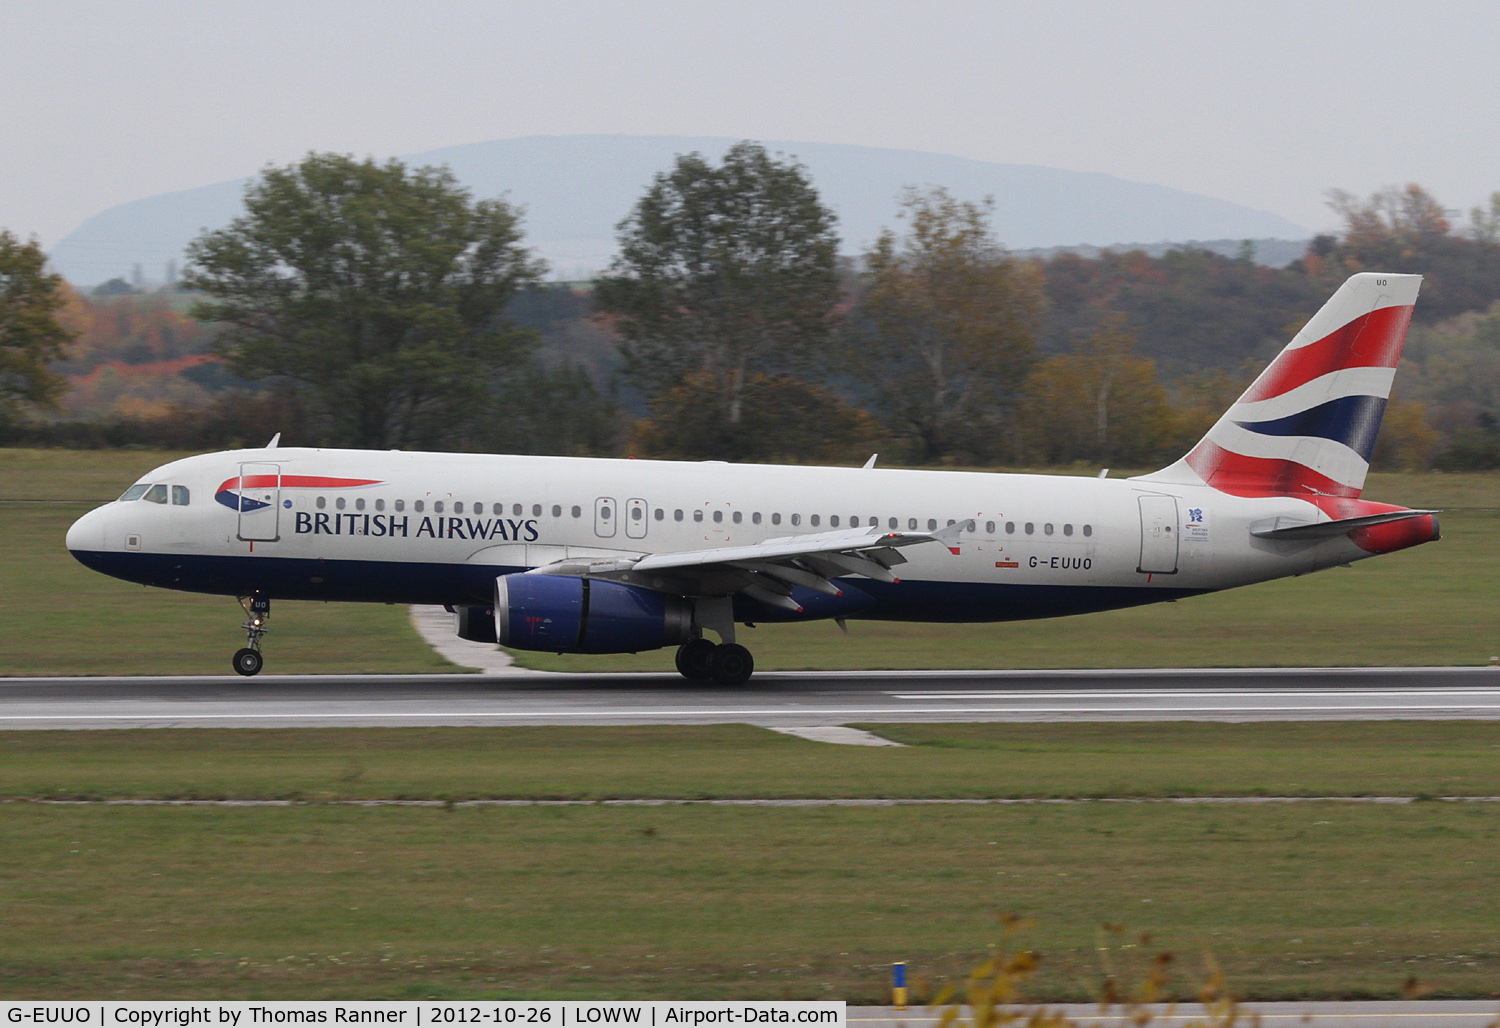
{"left": 236, "top": 462, "right": 281, "bottom": 542}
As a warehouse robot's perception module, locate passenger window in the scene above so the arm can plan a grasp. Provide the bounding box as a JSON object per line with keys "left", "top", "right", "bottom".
{"left": 533, "top": 504, "right": 542, "bottom": 517}
{"left": 731, "top": 511, "right": 741, "bottom": 524}
{"left": 600, "top": 505, "right": 611, "bottom": 520}
{"left": 513, "top": 504, "right": 522, "bottom": 516}
{"left": 633, "top": 507, "right": 643, "bottom": 521}
{"left": 573, "top": 506, "right": 583, "bottom": 518}
{"left": 752, "top": 512, "right": 762, "bottom": 525}
{"left": 654, "top": 508, "right": 664, "bottom": 521}
{"left": 811, "top": 515, "right": 820, "bottom": 527}
{"left": 472, "top": 502, "right": 482, "bottom": 514}
{"left": 947, "top": 519, "right": 956, "bottom": 527}
{"left": 1025, "top": 523, "right": 1034, "bottom": 535}
{"left": 171, "top": 485, "right": 190, "bottom": 506}
{"left": 674, "top": 509, "right": 684, "bottom": 522}
{"left": 119, "top": 484, "right": 149, "bottom": 501}
{"left": 889, "top": 518, "right": 898, "bottom": 530}
{"left": 415, "top": 500, "right": 425, "bottom": 512}
{"left": 791, "top": 514, "right": 801, "bottom": 526}
{"left": 693, "top": 510, "right": 703, "bottom": 522}
{"left": 1006, "top": 522, "right": 1016, "bottom": 534}
{"left": 356, "top": 498, "right": 366, "bottom": 511}
{"left": 375, "top": 499, "right": 385, "bottom": 512}
{"left": 908, "top": 518, "right": 917, "bottom": 529}
{"left": 453, "top": 501, "right": 463, "bottom": 514}
{"left": 985, "top": 521, "right": 995, "bottom": 534}
{"left": 713, "top": 511, "right": 723, "bottom": 523}
{"left": 394, "top": 499, "right": 404, "bottom": 512}
{"left": 830, "top": 515, "right": 840, "bottom": 527}
{"left": 553, "top": 505, "right": 562, "bottom": 517}
{"left": 927, "top": 519, "right": 936, "bottom": 530}
{"left": 1083, "top": 524, "right": 1093, "bottom": 537}
{"left": 433, "top": 501, "right": 443, "bottom": 513}
{"left": 771, "top": 513, "right": 781, "bottom": 525}
{"left": 1064, "top": 524, "right": 1073, "bottom": 536}
{"left": 1044, "top": 523, "right": 1054, "bottom": 535}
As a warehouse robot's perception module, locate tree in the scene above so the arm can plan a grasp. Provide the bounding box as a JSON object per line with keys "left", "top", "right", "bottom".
{"left": 184, "top": 153, "right": 545, "bottom": 449}
{"left": 1018, "top": 320, "right": 1180, "bottom": 467}
{"left": 594, "top": 141, "right": 841, "bottom": 449}
{"left": 0, "top": 230, "right": 74, "bottom": 429}
{"left": 846, "top": 187, "right": 1042, "bottom": 461}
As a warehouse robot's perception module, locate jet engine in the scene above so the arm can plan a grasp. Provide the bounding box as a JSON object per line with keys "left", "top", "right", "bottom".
{"left": 494, "top": 573, "right": 693, "bottom": 654}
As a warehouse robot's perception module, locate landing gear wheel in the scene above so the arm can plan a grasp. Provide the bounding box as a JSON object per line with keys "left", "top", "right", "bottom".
{"left": 675, "top": 638, "right": 718, "bottom": 680}
{"left": 234, "top": 595, "right": 270, "bottom": 677}
{"left": 232, "top": 647, "right": 263, "bottom": 677}
{"left": 708, "top": 643, "right": 754, "bottom": 685}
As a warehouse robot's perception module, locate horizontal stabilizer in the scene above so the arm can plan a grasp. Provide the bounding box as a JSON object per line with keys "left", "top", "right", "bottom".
{"left": 1249, "top": 508, "right": 1437, "bottom": 540}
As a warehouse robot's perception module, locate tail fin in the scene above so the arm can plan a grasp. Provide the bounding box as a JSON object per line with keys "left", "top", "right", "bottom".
{"left": 1141, "top": 272, "right": 1421, "bottom": 498}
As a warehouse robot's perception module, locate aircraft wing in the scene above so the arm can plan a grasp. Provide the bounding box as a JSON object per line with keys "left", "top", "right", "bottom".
{"left": 529, "top": 522, "right": 969, "bottom": 612}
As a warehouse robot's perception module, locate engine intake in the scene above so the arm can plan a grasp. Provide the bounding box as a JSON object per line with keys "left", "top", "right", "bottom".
{"left": 495, "top": 573, "right": 693, "bottom": 654}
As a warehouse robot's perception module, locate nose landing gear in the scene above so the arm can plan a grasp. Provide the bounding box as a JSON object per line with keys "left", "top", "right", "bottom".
{"left": 233, "top": 595, "right": 270, "bottom": 676}
{"left": 674, "top": 637, "right": 755, "bottom": 685}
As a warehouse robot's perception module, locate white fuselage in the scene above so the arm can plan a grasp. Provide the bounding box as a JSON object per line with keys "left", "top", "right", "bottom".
{"left": 66, "top": 446, "right": 1387, "bottom": 624}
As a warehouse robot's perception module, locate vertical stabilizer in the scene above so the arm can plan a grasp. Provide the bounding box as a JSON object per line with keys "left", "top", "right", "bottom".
{"left": 1139, "top": 272, "right": 1421, "bottom": 498}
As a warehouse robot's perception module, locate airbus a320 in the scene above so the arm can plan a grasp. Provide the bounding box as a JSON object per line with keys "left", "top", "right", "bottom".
{"left": 67, "top": 273, "right": 1438, "bottom": 683}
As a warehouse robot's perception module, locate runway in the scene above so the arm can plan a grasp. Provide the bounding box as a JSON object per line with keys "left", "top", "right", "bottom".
{"left": 1, "top": 666, "right": 1499, "bottom": 729}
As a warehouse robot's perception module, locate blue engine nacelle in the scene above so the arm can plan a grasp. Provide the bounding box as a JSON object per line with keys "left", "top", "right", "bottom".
{"left": 495, "top": 573, "right": 694, "bottom": 654}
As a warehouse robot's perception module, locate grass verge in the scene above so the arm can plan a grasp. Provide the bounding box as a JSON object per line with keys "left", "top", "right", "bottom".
{"left": 3, "top": 802, "right": 1498, "bottom": 1000}
{"left": 6, "top": 722, "right": 1500, "bottom": 801}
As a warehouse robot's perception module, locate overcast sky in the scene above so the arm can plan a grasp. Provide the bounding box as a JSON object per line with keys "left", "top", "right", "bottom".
{"left": 4, "top": 0, "right": 1497, "bottom": 247}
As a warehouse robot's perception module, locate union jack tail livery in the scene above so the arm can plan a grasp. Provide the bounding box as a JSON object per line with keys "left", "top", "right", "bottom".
{"left": 1147, "top": 272, "right": 1421, "bottom": 500}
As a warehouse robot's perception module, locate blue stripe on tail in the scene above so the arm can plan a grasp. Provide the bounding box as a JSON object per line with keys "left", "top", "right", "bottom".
{"left": 1233, "top": 394, "right": 1388, "bottom": 461}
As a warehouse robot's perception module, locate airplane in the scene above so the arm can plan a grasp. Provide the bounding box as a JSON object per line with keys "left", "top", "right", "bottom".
{"left": 66, "top": 272, "right": 1438, "bottom": 683}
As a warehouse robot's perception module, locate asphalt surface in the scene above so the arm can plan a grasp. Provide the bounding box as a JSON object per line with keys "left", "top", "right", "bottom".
{"left": 849, "top": 1002, "right": 1500, "bottom": 1028}
{"left": 2, "top": 666, "right": 1499, "bottom": 729}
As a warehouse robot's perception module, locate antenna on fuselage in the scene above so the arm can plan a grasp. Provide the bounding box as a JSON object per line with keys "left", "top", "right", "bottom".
{"left": 266, "top": 433, "right": 281, "bottom": 449}
{"left": 862, "top": 454, "right": 878, "bottom": 469}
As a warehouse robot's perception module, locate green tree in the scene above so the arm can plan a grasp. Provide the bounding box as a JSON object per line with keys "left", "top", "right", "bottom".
{"left": 595, "top": 141, "right": 841, "bottom": 451}
{"left": 184, "top": 153, "right": 545, "bottom": 449}
{"left": 0, "top": 231, "right": 74, "bottom": 430}
{"left": 847, "top": 187, "right": 1042, "bottom": 461}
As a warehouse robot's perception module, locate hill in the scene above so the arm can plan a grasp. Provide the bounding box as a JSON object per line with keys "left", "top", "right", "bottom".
{"left": 48, "top": 134, "right": 1309, "bottom": 286}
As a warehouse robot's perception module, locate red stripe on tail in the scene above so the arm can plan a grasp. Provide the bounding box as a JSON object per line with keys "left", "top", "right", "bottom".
{"left": 1241, "top": 304, "right": 1413, "bottom": 403}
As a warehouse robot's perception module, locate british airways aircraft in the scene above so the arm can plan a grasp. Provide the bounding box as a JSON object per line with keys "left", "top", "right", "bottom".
{"left": 66, "top": 273, "right": 1438, "bottom": 683}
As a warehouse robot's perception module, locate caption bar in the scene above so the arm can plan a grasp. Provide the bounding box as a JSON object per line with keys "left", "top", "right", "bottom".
{"left": 4, "top": 1005, "right": 844, "bottom": 1028}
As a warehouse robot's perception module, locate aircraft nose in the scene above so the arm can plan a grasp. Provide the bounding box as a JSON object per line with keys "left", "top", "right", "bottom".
{"left": 66, "top": 505, "right": 107, "bottom": 553}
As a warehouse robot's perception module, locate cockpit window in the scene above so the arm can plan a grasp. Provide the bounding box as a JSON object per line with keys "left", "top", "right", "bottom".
{"left": 143, "top": 484, "right": 169, "bottom": 504}
{"left": 171, "top": 485, "right": 190, "bottom": 506}
{"left": 119, "top": 484, "right": 149, "bottom": 501}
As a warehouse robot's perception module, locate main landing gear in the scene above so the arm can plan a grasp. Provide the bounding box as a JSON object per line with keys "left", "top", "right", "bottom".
{"left": 675, "top": 637, "right": 755, "bottom": 685}
{"left": 233, "top": 595, "right": 270, "bottom": 676}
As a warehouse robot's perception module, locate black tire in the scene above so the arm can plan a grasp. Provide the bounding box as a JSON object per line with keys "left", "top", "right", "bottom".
{"left": 675, "top": 638, "right": 717, "bottom": 680}
{"left": 708, "top": 643, "right": 754, "bottom": 685}
{"left": 232, "top": 647, "right": 263, "bottom": 677}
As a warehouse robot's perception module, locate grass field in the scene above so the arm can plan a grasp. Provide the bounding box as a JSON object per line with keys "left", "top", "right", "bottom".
{"left": 6, "top": 722, "right": 1500, "bottom": 801}
{"left": 3, "top": 723, "right": 1500, "bottom": 1001}
{"left": 3, "top": 448, "right": 1497, "bottom": 676}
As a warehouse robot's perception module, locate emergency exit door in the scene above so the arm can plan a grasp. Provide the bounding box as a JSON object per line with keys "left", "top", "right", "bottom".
{"left": 1137, "top": 494, "right": 1179, "bottom": 574}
